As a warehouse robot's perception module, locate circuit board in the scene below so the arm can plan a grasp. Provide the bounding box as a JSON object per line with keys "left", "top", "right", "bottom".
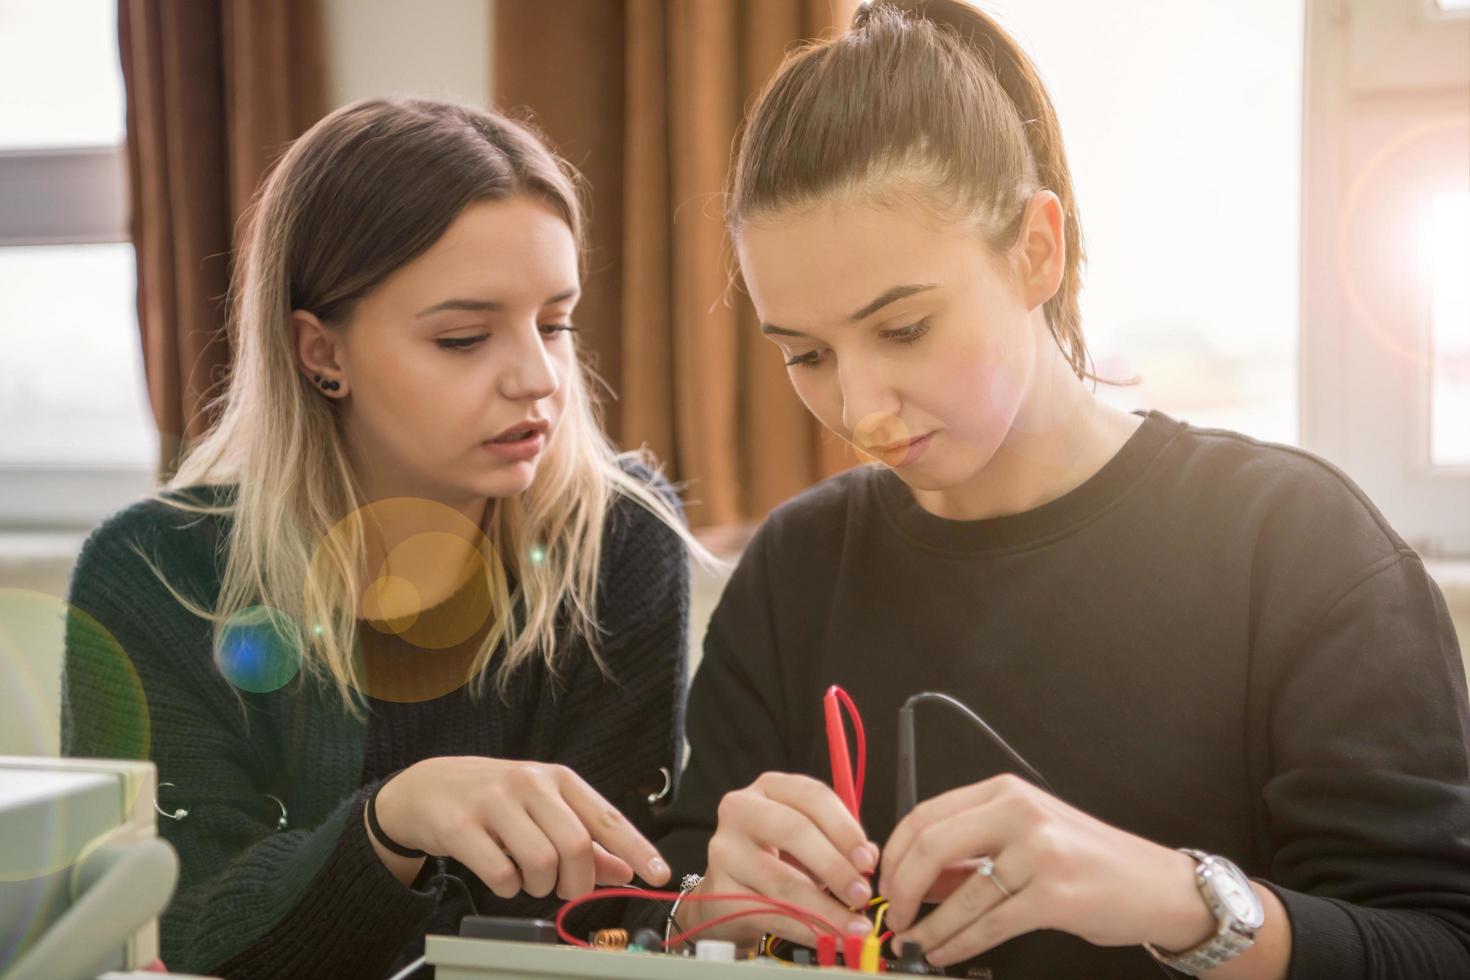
{"left": 426, "top": 934, "right": 831, "bottom": 978}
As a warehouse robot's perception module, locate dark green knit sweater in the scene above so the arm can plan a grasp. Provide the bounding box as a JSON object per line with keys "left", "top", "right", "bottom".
{"left": 60, "top": 471, "right": 689, "bottom": 978}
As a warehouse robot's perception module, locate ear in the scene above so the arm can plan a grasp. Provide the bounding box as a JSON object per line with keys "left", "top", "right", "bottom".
{"left": 293, "top": 310, "right": 348, "bottom": 397}
{"left": 1012, "top": 190, "right": 1066, "bottom": 313}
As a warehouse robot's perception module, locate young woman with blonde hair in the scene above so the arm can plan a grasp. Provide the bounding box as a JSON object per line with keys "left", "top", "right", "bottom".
{"left": 63, "top": 98, "right": 698, "bottom": 977}
{"left": 654, "top": 2, "right": 1470, "bottom": 977}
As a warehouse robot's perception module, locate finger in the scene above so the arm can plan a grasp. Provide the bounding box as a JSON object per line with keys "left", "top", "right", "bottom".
{"left": 756, "top": 773, "right": 877, "bottom": 873}
{"left": 526, "top": 793, "right": 598, "bottom": 898}
{"left": 557, "top": 768, "right": 670, "bottom": 885}
{"left": 727, "top": 792, "right": 873, "bottom": 910}
{"left": 593, "top": 843, "right": 634, "bottom": 885}
{"left": 493, "top": 807, "right": 561, "bottom": 898}
{"left": 909, "top": 884, "right": 1046, "bottom": 968}
{"left": 880, "top": 775, "right": 1020, "bottom": 895}
{"left": 922, "top": 859, "right": 989, "bottom": 902}
{"left": 894, "top": 858, "right": 1011, "bottom": 954}
{"left": 720, "top": 837, "right": 871, "bottom": 945}
{"left": 451, "top": 825, "right": 522, "bottom": 899}
{"left": 882, "top": 805, "right": 1013, "bottom": 932}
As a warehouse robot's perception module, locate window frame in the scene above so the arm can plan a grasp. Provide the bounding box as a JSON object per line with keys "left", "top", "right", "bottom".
{"left": 0, "top": 144, "right": 157, "bottom": 527}
{"left": 1300, "top": 0, "right": 1470, "bottom": 557}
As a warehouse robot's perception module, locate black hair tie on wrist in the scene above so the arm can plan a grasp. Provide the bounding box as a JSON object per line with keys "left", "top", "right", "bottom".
{"left": 368, "top": 773, "right": 427, "bottom": 859}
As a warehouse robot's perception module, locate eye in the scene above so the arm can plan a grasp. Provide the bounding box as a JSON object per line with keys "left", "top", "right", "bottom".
{"left": 880, "top": 317, "right": 932, "bottom": 346}
{"left": 436, "top": 334, "right": 488, "bottom": 351}
{"left": 784, "top": 348, "right": 826, "bottom": 368}
{"left": 539, "top": 322, "right": 577, "bottom": 338}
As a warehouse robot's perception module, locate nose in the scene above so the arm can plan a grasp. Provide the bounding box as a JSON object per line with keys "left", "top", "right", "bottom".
{"left": 838, "top": 352, "right": 901, "bottom": 443}
{"left": 499, "top": 322, "right": 561, "bottom": 403}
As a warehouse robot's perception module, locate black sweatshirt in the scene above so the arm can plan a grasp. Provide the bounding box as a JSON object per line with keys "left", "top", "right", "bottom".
{"left": 62, "top": 463, "right": 689, "bottom": 978}
{"left": 652, "top": 411, "right": 1470, "bottom": 979}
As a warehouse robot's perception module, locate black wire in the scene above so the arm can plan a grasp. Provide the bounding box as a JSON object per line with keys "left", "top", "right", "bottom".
{"left": 900, "top": 691, "right": 1057, "bottom": 796}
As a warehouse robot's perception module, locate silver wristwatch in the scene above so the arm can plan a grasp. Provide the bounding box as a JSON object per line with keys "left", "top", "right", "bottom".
{"left": 1145, "top": 849, "right": 1265, "bottom": 975}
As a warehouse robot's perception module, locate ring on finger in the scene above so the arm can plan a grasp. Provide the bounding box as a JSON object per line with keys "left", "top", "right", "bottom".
{"left": 976, "top": 855, "right": 1011, "bottom": 899}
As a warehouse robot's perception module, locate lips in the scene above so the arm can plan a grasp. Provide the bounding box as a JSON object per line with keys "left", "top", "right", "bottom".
{"left": 866, "top": 432, "right": 934, "bottom": 466}
{"left": 489, "top": 418, "right": 549, "bottom": 443}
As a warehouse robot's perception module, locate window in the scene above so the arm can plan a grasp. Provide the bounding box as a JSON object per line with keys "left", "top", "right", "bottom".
{"left": 1427, "top": 190, "right": 1470, "bottom": 467}
{"left": 0, "top": 0, "right": 157, "bottom": 525}
{"left": 998, "top": 1, "right": 1305, "bottom": 446}
{"left": 1300, "top": 0, "right": 1470, "bottom": 555}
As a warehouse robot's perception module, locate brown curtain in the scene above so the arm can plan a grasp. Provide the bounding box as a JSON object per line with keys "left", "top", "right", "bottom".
{"left": 496, "top": 0, "right": 859, "bottom": 529}
{"left": 120, "top": 0, "right": 326, "bottom": 477}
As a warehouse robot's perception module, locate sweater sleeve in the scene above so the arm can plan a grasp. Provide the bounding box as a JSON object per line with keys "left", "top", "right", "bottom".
{"left": 61, "top": 511, "right": 440, "bottom": 978}
{"left": 551, "top": 478, "right": 691, "bottom": 841}
{"left": 1255, "top": 551, "right": 1470, "bottom": 979}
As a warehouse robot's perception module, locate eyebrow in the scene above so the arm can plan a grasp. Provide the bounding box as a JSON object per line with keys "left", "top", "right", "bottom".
{"left": 415, "top": 288, "right": 580, "bottom": 318}
{"left": 759, "top": 282, "right": 938, "bottom": 338}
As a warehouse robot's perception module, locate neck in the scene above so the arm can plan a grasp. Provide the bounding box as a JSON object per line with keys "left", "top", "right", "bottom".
{"left": 910, "top": 333, "right": 1141, "bottom": 522}
{"left": 343, "top": 443, "right": 494, "bottom": 618}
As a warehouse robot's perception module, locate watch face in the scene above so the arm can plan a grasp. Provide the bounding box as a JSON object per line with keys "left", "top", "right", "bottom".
{"left": 1209, "top": 860, "right": 1266, "bottom": 929}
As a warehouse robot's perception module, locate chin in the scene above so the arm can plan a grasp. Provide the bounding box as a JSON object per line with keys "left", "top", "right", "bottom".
{"left": 890, "top": 443, "right": 997, "bottom": 494}
{"left": 468, "top": 462, "right": 540, "bottom": 499}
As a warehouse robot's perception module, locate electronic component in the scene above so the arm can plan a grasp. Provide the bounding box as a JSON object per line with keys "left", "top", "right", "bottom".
{"left": 896, "top": 939, "right": 929, "bottom": 974}
{"left": 695, "top": 939, "right": 736, "bottom": 961}
{"left": 458, "top": 915, "right": 558, "bottom": 944}
{"left": 590, "top": 928, "right": 628, "bottom": 950}
{"left": 816, "top": 934, "right": 838, "bottom": 966}
{"left": 859, "top": 934, "right": 882, "bottom": 972}
{"left": 629, "top": 928, "right": 663, "bottom": 951}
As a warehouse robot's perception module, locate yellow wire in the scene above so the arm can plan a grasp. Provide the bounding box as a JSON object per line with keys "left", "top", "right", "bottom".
{"left": 871, "top": 901, "right": 889, "bottom": 937}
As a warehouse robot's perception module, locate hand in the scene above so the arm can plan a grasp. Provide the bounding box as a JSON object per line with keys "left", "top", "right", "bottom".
{"left": 680, "top": 772, "right": 880, "bottom": 947}
{"left": 372, "top": 756, "right": 671, "bottom": 899}
{"left": 879, "top": 774, "right": 1217, "bottom": 968}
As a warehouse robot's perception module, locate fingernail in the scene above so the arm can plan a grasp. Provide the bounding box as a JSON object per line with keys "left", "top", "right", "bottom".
{"left": 927, "top": 946, "right": 951, "bottom": 966}
{"left": 851, "top": 845, "right": 875, "bottom": 872}
{"left": 867, "top": 843, "right": 881, "bottom": 867}
{"left": 848, "top": 879, "right": 873, "bottom": 906}
{"left": 846, "top": 918, "right": 872, "bottom": 935}
{"left": 648, "top": 858, "right": 669, "bottom": 879}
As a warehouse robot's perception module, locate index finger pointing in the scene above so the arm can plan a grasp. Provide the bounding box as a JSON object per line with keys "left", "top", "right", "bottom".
{"left": 557, "top": 768, "right": 671, "bottom": 885}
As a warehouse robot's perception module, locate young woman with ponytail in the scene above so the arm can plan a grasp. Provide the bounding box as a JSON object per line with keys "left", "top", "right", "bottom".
{"left": 654, "top": 3, "right": 1470, "bottom": 977}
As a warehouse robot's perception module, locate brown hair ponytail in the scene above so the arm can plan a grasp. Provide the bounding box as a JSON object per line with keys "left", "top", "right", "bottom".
{"left": 729, "top": 0, "right": 1092, "bottom": 378}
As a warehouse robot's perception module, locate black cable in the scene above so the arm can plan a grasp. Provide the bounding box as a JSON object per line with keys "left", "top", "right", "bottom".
{"left": 896, "top": 691, "right": 1056, "bottom": 819}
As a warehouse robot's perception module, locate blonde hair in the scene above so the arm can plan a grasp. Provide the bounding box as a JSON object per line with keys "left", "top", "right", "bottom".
{"left": 151, "top": 98, "right": 709, "bottom": 708}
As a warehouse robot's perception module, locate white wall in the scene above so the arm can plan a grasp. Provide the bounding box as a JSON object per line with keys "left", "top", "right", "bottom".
{"left": 322, "top": 0, "right": 492, "bottom": 110}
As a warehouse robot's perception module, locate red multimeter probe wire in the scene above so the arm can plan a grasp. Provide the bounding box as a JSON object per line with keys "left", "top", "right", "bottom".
{"left": 824, "top": 685, "right": 866, "bottom": 821}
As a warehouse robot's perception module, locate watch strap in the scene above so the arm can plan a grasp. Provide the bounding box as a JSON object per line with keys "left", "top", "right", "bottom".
{"left": 1144, "top": 849, "right": 1258, "bottom": 976}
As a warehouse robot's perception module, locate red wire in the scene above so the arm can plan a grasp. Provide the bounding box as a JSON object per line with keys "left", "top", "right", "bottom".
{"left": 552, "top": 886, "right": 843, "bottom": 949}
{"left": 833, "top": 686, "right": 867, "bottom": 812}
{"left": 666, "top": 907, "right": 823, "bottom": 948}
